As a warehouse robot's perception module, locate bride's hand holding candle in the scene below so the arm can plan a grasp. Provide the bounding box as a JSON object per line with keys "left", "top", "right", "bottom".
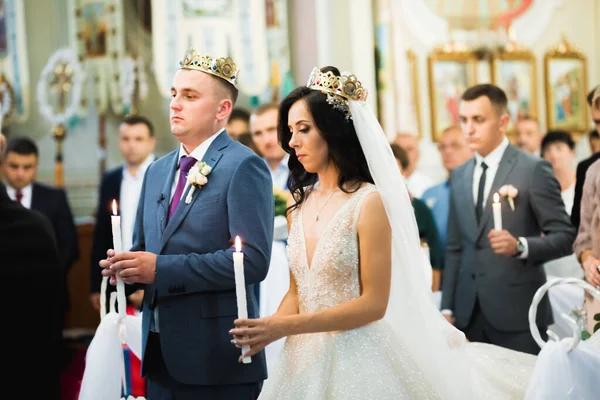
{"left": 230, "top": 315, "right": 287, "bottom": 362}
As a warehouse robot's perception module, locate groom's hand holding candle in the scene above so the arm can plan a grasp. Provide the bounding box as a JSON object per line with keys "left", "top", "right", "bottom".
{"left": 107, "top": 251, "right": 157, "bottom": 284}
{"left": 100, "top": 249, "right": 157, "bottom": 284}
{"left": 488, "top": 230, "right": 519, "bottom": 257}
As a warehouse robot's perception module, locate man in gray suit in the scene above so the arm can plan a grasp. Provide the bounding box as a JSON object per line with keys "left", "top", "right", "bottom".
{"left": 101, "top": 49, "right": 274, "bottom": 399}
{"left": 441, "top": 84, "right": 575, "bottom": 354}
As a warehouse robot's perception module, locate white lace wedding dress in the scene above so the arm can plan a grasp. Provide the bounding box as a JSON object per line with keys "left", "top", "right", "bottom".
{"left": 258, "top": 184, "right": 600, "bottom": 400}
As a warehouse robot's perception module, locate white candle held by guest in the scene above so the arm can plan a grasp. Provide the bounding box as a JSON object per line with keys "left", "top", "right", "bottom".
{"left": 110, "top": 200, "right": 126, "bottom": 318}
{"left": 492, "top": 193, "right": 502, "bottom": 230}
{"left": 233, "top": 236, "right": 251, "bottom": 364}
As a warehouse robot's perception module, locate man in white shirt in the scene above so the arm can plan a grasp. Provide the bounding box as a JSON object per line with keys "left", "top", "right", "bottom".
{"left": 249, "top": 103, "right": 290, "bottom": 370}
{"left": 515, "top": 117, "right": 543, "bottom": 157}
{"left": 441, "top": 84, "right": 575, "bottom": 354}
{"left": 89, "top": 115, "right": 156, "bottom": 311}
{"left": 249, "top": 103, "right": 289, "bottom": 189}
{"left": 394, "top": 133, "right": 434, "bottom": 197}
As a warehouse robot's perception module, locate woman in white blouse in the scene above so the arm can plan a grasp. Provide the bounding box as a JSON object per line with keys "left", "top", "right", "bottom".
{"left": 541, "top": 130, "right": 585, "bottom": 337}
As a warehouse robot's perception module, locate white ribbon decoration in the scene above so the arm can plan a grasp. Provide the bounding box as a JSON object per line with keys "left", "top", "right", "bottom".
{"left": 78, "top": 276, "right": 142, "bottom": 400}
{"left": 36, "top": 48, "right": 85, "bottom": 126}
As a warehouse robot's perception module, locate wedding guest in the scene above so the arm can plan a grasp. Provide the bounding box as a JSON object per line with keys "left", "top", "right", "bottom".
{"left": 391, "top": 143, "right": 443, "bottom": 291}
{"left": 90, "top": 115, "right": 156, "bottom": 312}
{"left": 573, "top": 87, "right": 600, "bottom": 335}
{"left": 249, "top": 102, "right": 290, "bottom": 370}
{"left": 515, "top": 117, "right": 543, "bottom": 156}
{"left": 422, "top": 125, "right": 473, "bottom": 251}
{"left": 227, "top": 107, "right": 258, "bottom": 153}
{"left": 442, "top": 84, "right": 575, "bottom": 354}
{"left": 588, "top": 130, "right": 600, "bottom": 155}
{"left": 250, "top": 103, "right": 289, "bottom": 189}
{"left": 541, "top": 130, "right": 582, "bottom": 278}
{"left": 2, "top": 137, "right": 77, "bottom": 343}
{"left": 573, "top": 157, "right": 600, "bottom": 334}
{"left": 394, "top": 133, "right": 434, "bottom": 197}
{"left": 541, "top": 130, "right": 576, "bottom": 214}
{"left": 572, "top": 86, "right": 600, "bottom": 229}
{"left": 227, "top": 107, "right": 251, "bottom": 139}
{"left": 0, "top": 132, "right": 64, "bottom": 399}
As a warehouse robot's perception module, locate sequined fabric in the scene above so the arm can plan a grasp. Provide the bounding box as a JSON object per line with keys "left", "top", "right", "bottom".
{"left": 259, "top": 185, "right": 440, "bottom": 399}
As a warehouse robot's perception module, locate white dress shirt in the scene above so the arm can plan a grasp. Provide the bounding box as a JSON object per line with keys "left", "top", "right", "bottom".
{"left": 120, "top": 154, "right": 155, "bottom": 252}
{"left": 406, "top": 170, "right": 435, "bottom": 198}
{"left": 5, "top": 183, "right": 33, "bottom": 209}
{"left": 268, "top": 154, "right": 290, "bottom": 190}
{"left": 472, "top": 137, "right": 528, "bottom": 258}
{"left": 170, "top": 128, "right": 223, "bottom": 201}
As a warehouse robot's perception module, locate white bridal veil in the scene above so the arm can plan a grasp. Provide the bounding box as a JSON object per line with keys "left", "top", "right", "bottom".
{"left": 348, "top": 99, "right": 473, "bottom": 398}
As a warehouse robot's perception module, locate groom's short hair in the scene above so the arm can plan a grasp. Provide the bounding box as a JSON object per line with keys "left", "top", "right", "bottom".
{"left": 461, "top": 84, "right": 508, "bottom": 115}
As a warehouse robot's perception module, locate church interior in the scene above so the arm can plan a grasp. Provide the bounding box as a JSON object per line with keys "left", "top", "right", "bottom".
{"left": 1, "top": 0, "right": 600, "bottom": 398}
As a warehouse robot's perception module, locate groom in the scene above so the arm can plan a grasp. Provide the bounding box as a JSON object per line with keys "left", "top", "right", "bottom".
{"left": 101, "top": 50, "right": 274, "bottom": 399}
{"left": 441, "top": 84, "right": 575, "bottom": 354}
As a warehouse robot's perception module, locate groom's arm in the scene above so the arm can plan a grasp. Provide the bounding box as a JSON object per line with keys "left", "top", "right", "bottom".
{"left": 441, "top": 186, "right": 461, "bottom": 313}
{"left": 524, "top": 160, "right": 576, "bottom": 263}
{"left": 155, "top": 154, "right": 274, "bottom": 295}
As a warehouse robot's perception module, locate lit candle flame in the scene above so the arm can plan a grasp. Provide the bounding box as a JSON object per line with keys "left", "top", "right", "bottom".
{"left": 493, "top": 193, "right": 500, "bottom": 203}
{"left": 235, "top": 236, "right": 242, "bottom": 252}
{"left": 112, "top": 199, "right": 118, "bottom": 215}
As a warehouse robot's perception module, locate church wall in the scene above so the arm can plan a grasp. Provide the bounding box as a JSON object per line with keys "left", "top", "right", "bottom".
{"left": 11, "top": 0, "right": 175, "bottom": 218}
{"left": 398, "top": 0, "right": 600, "bottom": 181}
{"left": 7, "top": 1, "right": 600, "bottom": 217}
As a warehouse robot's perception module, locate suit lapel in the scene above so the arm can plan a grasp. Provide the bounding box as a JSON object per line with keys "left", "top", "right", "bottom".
{"left": 157, "top": 153, "right": 179, "bottom": 238}
{"left": 159, "top": 132, "right": 230, "bottom": 251}
{"left": 477, "top": 145, "right": 518, "bottom": 239}
{"left": 30, "top": 183, "right": 42, "bottom": 211}
{"left": 459, "top": 160, "right": 478, "bottom": 242}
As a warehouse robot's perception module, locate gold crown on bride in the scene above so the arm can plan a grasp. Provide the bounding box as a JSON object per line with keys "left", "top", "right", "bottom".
{"left": 305, "top": 67, "right": 368, "bottom": 102}
{"left": 178, "top": 49, "right": 239, "bottom": 87}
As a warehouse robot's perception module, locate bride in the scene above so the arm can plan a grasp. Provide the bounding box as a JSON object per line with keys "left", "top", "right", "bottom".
{"left": 230, "top": 67, "right": 597, "bottom": 399}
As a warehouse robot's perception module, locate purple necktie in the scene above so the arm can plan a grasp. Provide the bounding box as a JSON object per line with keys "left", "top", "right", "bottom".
{"left": 168, "top": 156, "right": 197, "bottom": 221}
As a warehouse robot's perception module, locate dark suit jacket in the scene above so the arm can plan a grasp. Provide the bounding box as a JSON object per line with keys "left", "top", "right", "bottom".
{"left": 571, "top": 152, "right": 600, "bottom": 231}
{"left": 90, "top": 166, "right": 122, "bottom": 294}
{"left": 442, "top": 144, "right": 576, "bottom": 332}
{"left": 129, "top": 131, "right": 274, "bottom": 387}
{"left": 31, "top": 182, "right": 79, "bottom": 272}
{"left": 1, "top": 183, "right": 64, "bottom": 399}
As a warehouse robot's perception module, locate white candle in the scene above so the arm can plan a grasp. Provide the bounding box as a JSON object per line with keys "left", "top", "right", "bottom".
{"left": 492, "top": 193, "right": 502, "bottom": 231}
{"left": 111, "top": 200, "right": 127, "bottom": 318}
{"left": 233, "top": 236, "right": 251, "bottom": 364}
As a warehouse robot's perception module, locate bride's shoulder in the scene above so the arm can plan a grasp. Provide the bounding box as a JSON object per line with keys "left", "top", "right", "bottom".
{"left": 355, "top": 184, "right": 384, "bottom": 218}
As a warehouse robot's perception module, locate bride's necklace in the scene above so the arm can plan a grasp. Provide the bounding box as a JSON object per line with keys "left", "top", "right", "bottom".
{"left": 313, "top": 187, "right": 338, "bottom": 222}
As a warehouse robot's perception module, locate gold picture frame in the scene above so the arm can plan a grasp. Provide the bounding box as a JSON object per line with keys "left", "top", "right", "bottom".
{"left": 491, "top": 42, "right": 538, "bottom": 134}
{"left": 406, "top": 49, "right": 422, "bottom": 137}
{"left": 427, "top": 43, "right": 478, "bottom": 142}
{"left": 544, "top": 35, "right": 588, "bottom": 133}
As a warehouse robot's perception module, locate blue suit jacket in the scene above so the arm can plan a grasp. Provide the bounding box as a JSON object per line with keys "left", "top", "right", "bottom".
{"left": 131, "top": 131, "right": 274, "bottom": 385}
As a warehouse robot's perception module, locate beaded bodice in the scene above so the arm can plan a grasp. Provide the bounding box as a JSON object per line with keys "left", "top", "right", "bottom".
{"left": 287, "top": 184, "right": 377, "bottom": 314}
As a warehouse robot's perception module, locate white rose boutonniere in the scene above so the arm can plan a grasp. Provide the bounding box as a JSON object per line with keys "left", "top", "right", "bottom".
{"left": 185, "top": 161, "right": 212, "bottom": 204}
{"left": 498, "top": 184, "right": 518, "bottom": 211}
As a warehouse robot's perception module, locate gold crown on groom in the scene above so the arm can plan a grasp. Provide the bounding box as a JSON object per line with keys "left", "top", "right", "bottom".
{"left": 305, "top": 67, "right": 367, "bottom": 102}
{"left": 178, "top": 49, "right": 239, "bottom": 87}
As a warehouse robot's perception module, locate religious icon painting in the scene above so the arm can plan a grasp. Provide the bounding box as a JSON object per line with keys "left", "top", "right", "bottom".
{"left": 0, "top": 0, "right": 30, "bottom": 122}
{"left": 81, "top": 1, "right": 109, "bottom": 58}
{"left": 427, "top": 44, "right": 478, "bottom": 142}
{"left": 544, "top": 36, "right": 588, "bottom": 134}
{"left": 491, "top": 42, "right": 537, "bottom": 134}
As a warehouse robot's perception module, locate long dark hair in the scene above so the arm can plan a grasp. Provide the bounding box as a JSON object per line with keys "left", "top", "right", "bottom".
{"left": 278, "top": 66, "right": 373, "bottom": 212}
